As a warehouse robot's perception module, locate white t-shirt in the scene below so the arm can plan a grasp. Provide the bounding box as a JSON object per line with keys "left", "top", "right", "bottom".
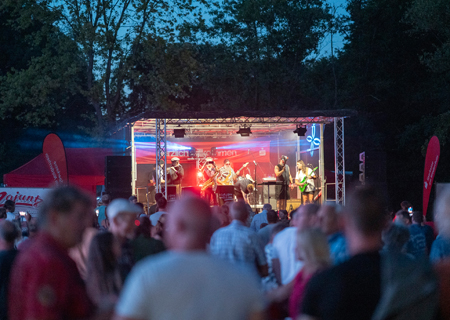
{"left": 272, "top": 227, "right": 303, "bottom": 284}
{"left": 5, "top": 212, "right": 15, "bottom": 222}
{"left": 296, "top": 167, "right": 316, "bottom": 193}
{"left": 116, "top": 251, "right": 265, "bottom": 320}
{"left": 150, "top": 211, "right": 166, "bottom": 226}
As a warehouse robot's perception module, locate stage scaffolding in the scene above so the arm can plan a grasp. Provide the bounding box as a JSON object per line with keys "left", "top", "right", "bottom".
{"left": 126, "top": 110, "right": 353, "bottom": 205}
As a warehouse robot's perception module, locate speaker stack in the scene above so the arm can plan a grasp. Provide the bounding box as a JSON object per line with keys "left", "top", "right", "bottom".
{"left": 105, "top": 156, "right": 132, "bottom": 200}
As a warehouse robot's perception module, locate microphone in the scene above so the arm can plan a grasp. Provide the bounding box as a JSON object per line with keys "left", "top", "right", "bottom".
{"left": 253, "top": 160, "right": 257, "bottom": 165}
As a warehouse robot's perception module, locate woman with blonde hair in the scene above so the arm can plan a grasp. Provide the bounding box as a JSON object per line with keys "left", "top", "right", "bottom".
{"left": 266, "top": 228, "right": 331, "bottom": 319}
{"left": 295, "top": 160, "right": 317, "bottom": 204}
{"left": 289, "top": 228, "right": 331, "bottom": 319}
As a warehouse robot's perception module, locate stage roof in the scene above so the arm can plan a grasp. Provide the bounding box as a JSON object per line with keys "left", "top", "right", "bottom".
{"left": 128, "top": 109, "right": 355, "bottom": 138}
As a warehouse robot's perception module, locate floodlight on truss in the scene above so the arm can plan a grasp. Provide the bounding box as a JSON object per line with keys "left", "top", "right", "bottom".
{"left": 293, "top": 126, "right": 307, "bottom": 136}
{"left": 173, "top": 128, "right": 185, "bottom": 138}
{"left": 236, "top": 126, "right": 252, "bottom": 137}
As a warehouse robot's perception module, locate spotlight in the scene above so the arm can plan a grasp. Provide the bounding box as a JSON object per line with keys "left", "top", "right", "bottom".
{"left": 237, "top": 127, "right": 252, "bottom": 137}
{"left": 293, "top": 126, "right": 307, "bottom": 136}
{"left": 173, "top": 129, "right": 185, "bottom": 138}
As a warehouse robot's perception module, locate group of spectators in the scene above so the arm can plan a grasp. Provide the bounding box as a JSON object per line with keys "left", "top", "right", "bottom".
{"left": 1, "top": 184, "right": 450, "bottom": 320}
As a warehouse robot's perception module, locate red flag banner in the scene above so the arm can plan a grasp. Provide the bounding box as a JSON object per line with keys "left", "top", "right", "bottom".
{"left": 42, "top": 133, "right": 69, "bottom": 185}
{"left": 423, "top": 136, "right": 440, "bottom": 216}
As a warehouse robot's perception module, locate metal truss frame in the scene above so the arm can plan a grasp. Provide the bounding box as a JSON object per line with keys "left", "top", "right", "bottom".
{"left": 155, "top": 119, "right": 168, "bottom": 197}
{"left": 334, "top": 117, "right": 345, "bottom": 205}
{"left": 151, "top": 116, "right": 346, "bottom": 204}
{"left": 163, "top": 116, "right": 333, "bottom": 125}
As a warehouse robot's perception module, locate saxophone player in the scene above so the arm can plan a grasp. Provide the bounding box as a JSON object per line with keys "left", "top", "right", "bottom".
{"left": 201, "top": 157, "right": 218, "bottom": 205}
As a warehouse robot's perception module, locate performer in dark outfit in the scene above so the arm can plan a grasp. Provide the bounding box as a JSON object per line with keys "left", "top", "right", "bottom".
{"left": 274, "top": 155, "right": 293, "bottom": 210}
{"left": 202, "top": 157, "right": 218, "bottom": 205}
{"left": 234, "top": 175, "right": 255, "bottom": 204}
{"left": 167, "top": 157, "right": 184, "bottom": 196}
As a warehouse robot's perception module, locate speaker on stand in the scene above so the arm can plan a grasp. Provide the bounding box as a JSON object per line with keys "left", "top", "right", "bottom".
{"left": 105, "top": 156, "right": 132, "bottom": 200}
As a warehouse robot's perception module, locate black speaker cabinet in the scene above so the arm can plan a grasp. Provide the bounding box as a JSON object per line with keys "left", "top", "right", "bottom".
{"left": 105, "top": 156, "right": 132, "bottom": 200}
{"left": 182, "top": 186, "right": 202, "bottom": 197}
{"left": 216, "top": 185, "right": 234, "bottom": 203}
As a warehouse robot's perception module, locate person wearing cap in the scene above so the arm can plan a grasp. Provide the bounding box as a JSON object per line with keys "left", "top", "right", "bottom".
{"left": 167, "top": 157, "right": 184, "bottom": 196}
{"left": 274, "top": 156, "right": 293, "bottom": 210}
{"left": 201, "top": 157, "right": 218, "bottom": 205}
{"left": 108, "top": 198, "right": 141, "bottom": 282}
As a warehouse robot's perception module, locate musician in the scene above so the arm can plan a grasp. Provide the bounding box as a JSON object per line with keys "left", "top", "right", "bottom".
{"left": 274, "top": 155, "right": 293, "bottom": 210}
{"left": 295, "top": 160, "right": 316, "bottom": 204}
{"left": 217, "top": 159, "right": 236, "bottom": 186}
{"left": 234, "top": 174, "right": 255, "bottom": 204}
{"left": 202, "top": 157, "right": 218, "bottom": 205}
{"left": 151, "top": 160, "right": 165, "bottom": 185}
{"left": 167, "top": 157, "right": 184, "bottom": 195}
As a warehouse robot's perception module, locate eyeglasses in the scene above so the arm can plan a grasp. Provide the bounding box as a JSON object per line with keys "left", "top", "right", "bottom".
{"left": 225, "top": 163, "right": 230, "bottom": 165}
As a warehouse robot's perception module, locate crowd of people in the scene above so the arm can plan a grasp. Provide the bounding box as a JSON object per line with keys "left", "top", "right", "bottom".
{"left": 1, "top": 184, "right": 450, "bottom": 320}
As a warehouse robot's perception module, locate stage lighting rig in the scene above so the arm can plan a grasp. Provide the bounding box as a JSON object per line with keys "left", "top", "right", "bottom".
{"left": 236, "top": 126, "right": 252, "bottom": 137}
{"left": 293, "top": 126, "right": 307, "bottom": 136}
{"left": 173, "top": 128, "right": 185, "bottom": 138}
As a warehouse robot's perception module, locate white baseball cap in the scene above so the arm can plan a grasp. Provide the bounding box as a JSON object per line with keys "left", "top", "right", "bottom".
{"left": 107, "top": 199, "right": 141, "bottom": 220}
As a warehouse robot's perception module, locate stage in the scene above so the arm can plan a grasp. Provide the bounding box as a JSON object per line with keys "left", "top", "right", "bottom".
{"left": 113, "top": 110, "right": 353, "bottom": 208}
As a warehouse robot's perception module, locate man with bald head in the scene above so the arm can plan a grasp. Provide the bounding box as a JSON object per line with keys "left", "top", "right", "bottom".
{"left": 113, "top": 196, "right": 265, "bottom": 320}
{"left": 210, "top": 200, "right": 268, "bottom": 278}
{"left": 317, "top": 204, "right": 348, "bottom": 264}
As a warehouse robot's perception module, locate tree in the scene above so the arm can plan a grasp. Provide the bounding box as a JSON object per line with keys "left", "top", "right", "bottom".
{"left": 180, "top": 0, "right": 332, "bottom": 111}
{"left": 0, "top": 0, "right": 91, "bottom": 128}
{"left": 405, "top": 0, "right": 450, "bottom": 78}
{"left": 53, "top": 0, "right": 207, "bottom": 132}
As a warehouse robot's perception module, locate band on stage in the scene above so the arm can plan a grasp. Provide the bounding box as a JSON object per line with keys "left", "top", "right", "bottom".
{"left": 151, "top": 155, "right": 320, "bottom": 209}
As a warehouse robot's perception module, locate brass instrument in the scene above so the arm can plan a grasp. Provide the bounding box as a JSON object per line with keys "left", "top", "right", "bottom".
{"left": 217, "top": 170, "right": 233, "bottom": 186}
{"left": 201, "top": 171, "right": 220, "bottom": 191}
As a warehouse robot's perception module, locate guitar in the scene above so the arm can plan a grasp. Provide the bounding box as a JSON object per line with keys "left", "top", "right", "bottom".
{"left": 217, "top": 162, "right": 250, "bottom": 185}
{"left": 298, "top": 167, "right": 318, "bottom": 192}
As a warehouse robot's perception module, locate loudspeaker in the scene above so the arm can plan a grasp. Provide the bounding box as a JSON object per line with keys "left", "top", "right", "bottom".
{"left": 216, "top": 185, "right": 234, "bottom": 203}
{"left": 182, "top": 186, "right": 201, "bottom": 197}
{"left": 262, "top": 185, "right": 277, "bottom": 209}
{"left": 105, "top": 156, "right": 131, "bottom": 200}
{"left": 167, "top": 185, "right": 177, "bottom": 202}
{"left": 286, "top": 199, "right": 302, "bottom": 216}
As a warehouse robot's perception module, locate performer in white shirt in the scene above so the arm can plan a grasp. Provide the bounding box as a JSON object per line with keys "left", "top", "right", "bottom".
{"left": 295, "top": 160, "right": 316, "bottom": 204}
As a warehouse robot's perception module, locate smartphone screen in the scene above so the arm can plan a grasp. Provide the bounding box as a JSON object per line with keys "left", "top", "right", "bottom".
{"left": 19, "top": 211, "right": 26, "bottom": 216}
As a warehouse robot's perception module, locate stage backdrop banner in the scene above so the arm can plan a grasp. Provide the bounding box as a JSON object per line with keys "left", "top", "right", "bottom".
{"left": 42, "top": 133, "right": 69, "bottom": 185}
{"left": 136, "top": 140, "right": 271, "bottom": 165}
{"left": 0, "top": 188, "right": 51, "bottom": 216}
{"left": 423, "top": 136, "right": 440, "bottom": 217}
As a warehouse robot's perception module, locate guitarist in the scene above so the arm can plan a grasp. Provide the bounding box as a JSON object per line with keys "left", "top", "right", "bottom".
{"left": 217, "top": 159, "right": 236, "bottom": 185}
{"left": 218, "top": 160, "right": 250, "bottom": 185}
{"left": 295, "top": 160, "right": 317, "bottom": 204}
